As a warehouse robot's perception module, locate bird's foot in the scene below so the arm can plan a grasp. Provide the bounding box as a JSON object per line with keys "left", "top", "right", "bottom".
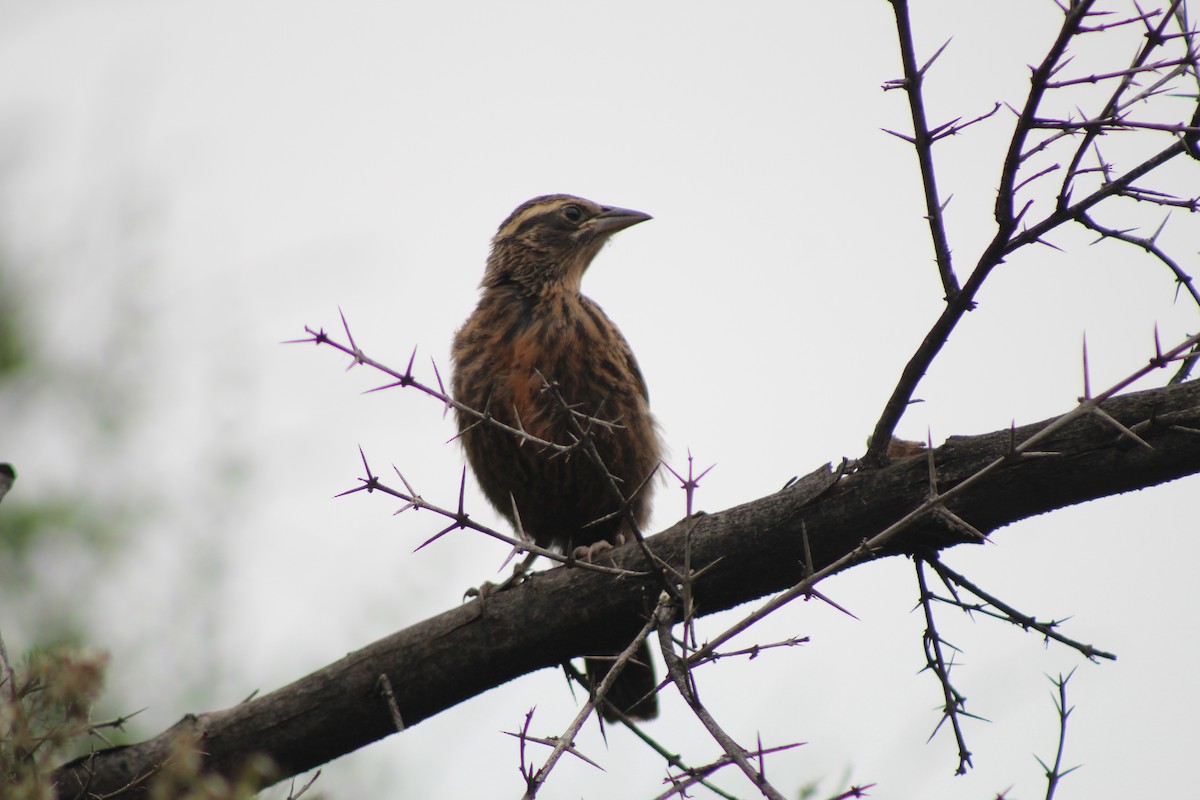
{"left": 464, "top": 553, "right": 537, "bottom": 602}
{"left": 572, "top": 538, "right": 616, "bottom": 564}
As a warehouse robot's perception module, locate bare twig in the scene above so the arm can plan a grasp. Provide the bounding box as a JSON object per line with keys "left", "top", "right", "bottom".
{"left": 1036, "top": 671, "right": 1081, "bottom": 800}
{"left": 915, "top": 558, "right": 976, "bottom": 774}
{"left": 285, "top": 769, "right": 322, "bottom": 800}
{"left": 655, "top": 598, "right": 794, "bottom": 800}
{"left": 662, "top": 451, "right": 715, "bottom": 519}
{"left": 520, "top": 609, "right": 661, "bottom": 799}
{"left": 887, "top": 0, "right": 961, "bottom": 300}
{"left": 291, "top": 322, "right": 572, "bottom": 454}
{"left": 925, "top": 557, "right": 1116, "bottom": 661}
{"left": 337, "top": 448, "right": 644, "bottom": 578}
{"left": 651, "top": 742, "right": 806, "bottom": 800}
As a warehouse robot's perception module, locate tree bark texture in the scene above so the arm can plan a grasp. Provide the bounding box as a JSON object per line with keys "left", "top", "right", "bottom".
{"left": 54, "top": 378, "right": 1200, "bottom": 798}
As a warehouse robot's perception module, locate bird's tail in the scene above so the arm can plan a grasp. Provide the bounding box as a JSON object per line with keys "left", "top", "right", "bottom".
{"left": 585, "top": 639, "right": 659, "bottom": 722}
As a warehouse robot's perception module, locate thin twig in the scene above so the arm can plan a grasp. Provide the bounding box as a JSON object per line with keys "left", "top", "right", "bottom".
{"left": 1037, "top": 671, "right": 1081, "bottom": 800}
{"left": 888, "top": 0, "right": 961, "bottom": 300}
{"left": 655, "top": 598, "right": 793, "bottom": 800}
{"left": 915, "top": 558, "right": 975, "bottom": 774}
{"left": 520, "top": 609, "right": 662, "bottom": 799}
{"left": 925, "top": 557, "right": 1116, "bottom": 660}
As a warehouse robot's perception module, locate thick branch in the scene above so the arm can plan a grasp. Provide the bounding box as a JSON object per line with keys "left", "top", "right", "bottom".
{"left": 54, "top": 379, "right": 1200, "bottom": 798}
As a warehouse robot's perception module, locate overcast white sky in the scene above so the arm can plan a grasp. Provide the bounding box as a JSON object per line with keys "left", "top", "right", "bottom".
{"left": 2, "top": 1, "right": 1199, "bottom": 798}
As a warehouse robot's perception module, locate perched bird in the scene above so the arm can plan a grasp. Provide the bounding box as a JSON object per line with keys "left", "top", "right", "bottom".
{"left": 451, "top": 194, "right": 660, "bottom": 721}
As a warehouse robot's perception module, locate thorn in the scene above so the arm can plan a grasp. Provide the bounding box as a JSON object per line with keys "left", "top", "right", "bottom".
{"left": 358, "top": 445, "right": 374, "bottom": 479}
{"left": 404, "top": 346, "right": 418, "bottom": 385}
{"left": 1081, "top": 333, "right": 1092, "bottom": 400}
{"left": 800, "top": 521, "right": 814, "bottom": 581}
{"left": 882, "top": 127, "right": 917, "bottom": 143}
{"left": 1149, "top": 212, "right": 1171, "bottom": 246}
{"left": 392, "top": 464, "right": 420, "bottom": 502}
{"left": 919, "top": 37, "right": 953, "bottom": 76}
{"left": 625, "top": 462, "right": 661, "bottom": 506}
{"left": 448, "top": 414, "right": 484, "bottom": 444}
{"left": 928, "top": 116, "right": 963, "bottom": 139}
{"left": 414, "top": 520, "right": 460, "bottom": 552}
{"left": 1012, "top": 199, "right": 1034, "bottom": 228}
{"left": 926, "top": 427, "right": 939, "bottom": 497}
{"left": 363, "top": 380, "right": 405, "bottom": 394}
{"left": 508, "top": 493, "right": 529, "bottom": 546}
{"left": 391, "top": 465, "right": 422, "bottom": 514}
{"left": 687, "top": 555, "right": 725, "bottom": 582}
{"left": 809, "top": 588, "right": 860, "bottom": 620}
{"left": 511, "top": 404, "right": 529, "bottom": 448}
{"left": 335, "top": 446, "right": 380, "bottom": 497}
{"left": 1089, "top": 406, "right": 1155, "bottom": 450}
{"left": 431, "top": 358, "right": 452, "bottom": 419}
{"left": 283, "top": 328, "right": 323, "bottom": 345}
{"left": 338, "top": 307, "right": 365, "bottom": 368}
{"left": 334, "top": 483, "right": 371, "bottom": 499}
{"left": 458, "top": 465, "right": 468, "bottom": 517}
{"left": 935, "top": 507, "right": 988, "bottom": 541}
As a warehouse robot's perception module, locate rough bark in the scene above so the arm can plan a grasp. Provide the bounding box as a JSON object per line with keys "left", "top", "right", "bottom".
{"left": 53, "top": 379, "right": 1200, "bottom": 799}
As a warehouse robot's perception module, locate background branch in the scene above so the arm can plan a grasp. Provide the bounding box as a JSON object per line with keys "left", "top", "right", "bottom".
{"left": 864, "top": 0, "right": 1200, "bottom": 465}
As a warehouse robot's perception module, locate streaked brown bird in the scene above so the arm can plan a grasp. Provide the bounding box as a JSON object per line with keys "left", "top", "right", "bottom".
{"left": 451, "top": 194, "right": 660, "bottom": 721}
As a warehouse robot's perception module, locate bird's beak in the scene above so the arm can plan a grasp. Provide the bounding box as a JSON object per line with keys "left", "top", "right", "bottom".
{"left": 590, "top": 205, "right": 653, "bottom": 235}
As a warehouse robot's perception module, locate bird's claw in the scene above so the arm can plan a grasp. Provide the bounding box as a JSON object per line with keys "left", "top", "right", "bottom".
{"left": 572, "top": 539, "right": 615, "bottom": 563}
{"left": 464, "top": 556, "right": 534, "bottom": 603}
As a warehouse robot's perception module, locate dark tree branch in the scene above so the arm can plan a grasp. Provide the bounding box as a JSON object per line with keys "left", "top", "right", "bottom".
{"left": 886, "top": 0, "right": 961, "bottom": 300}
{"left": 864, "top": 0, "right": 1200, "bottom": 466}
{"left": 865, "top": 2, "right": 1100, "bottom": 467}
{"left": 53, "top": 377, "right": 1200, "bottom": 799}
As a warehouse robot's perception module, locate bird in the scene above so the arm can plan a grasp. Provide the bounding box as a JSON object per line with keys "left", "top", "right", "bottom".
{"left": 451, "top": 194, "right": 660, "bottom": 721}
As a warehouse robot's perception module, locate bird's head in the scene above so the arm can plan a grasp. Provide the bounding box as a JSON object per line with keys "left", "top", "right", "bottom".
{"left": 482, "top": 194, "right": 651, "bottom": 295}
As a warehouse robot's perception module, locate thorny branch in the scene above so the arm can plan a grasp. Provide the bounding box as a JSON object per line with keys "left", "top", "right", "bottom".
{"left": 651, "top": 742, "right": 809, "bottom": 800}
{"left": 336, "top": 446, "right": 644, "bottom": 578}
{"left": 557, "top": 663, "right": 744, "bottom": 800}
{"left": 925, "top": 557, "right": 1117, "bottom": 661}
{"left": 519, "top": 611, "right": 660, "bottom": 800}
{"left": 1037, "top": 671, "right": 1080, "bottom": 800}
{"left": 655, "top": 599, "right": 795, "bottom": 800}
{"left": 292, "top": 312, "right": 573, "bottom": 454}
{"left": 865, "top": 0, "right": 1200, "bottom": 465}
{"left": 915, "top": 558, "right": 977, "bottom": 775}
{"left": 886, "top": 0, "right": 961, "bottom": 300}
{"left": 1079, "top": 212, "right": 1200, "bottom": 382}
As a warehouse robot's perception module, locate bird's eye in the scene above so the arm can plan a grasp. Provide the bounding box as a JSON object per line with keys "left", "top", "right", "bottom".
{"left": 561, "top": 204, "right": 584, "bottom": 223}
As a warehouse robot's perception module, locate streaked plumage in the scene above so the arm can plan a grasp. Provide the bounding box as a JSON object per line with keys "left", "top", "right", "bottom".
{"left": 451, "top": 194, "right": 660, "bottom": 720}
